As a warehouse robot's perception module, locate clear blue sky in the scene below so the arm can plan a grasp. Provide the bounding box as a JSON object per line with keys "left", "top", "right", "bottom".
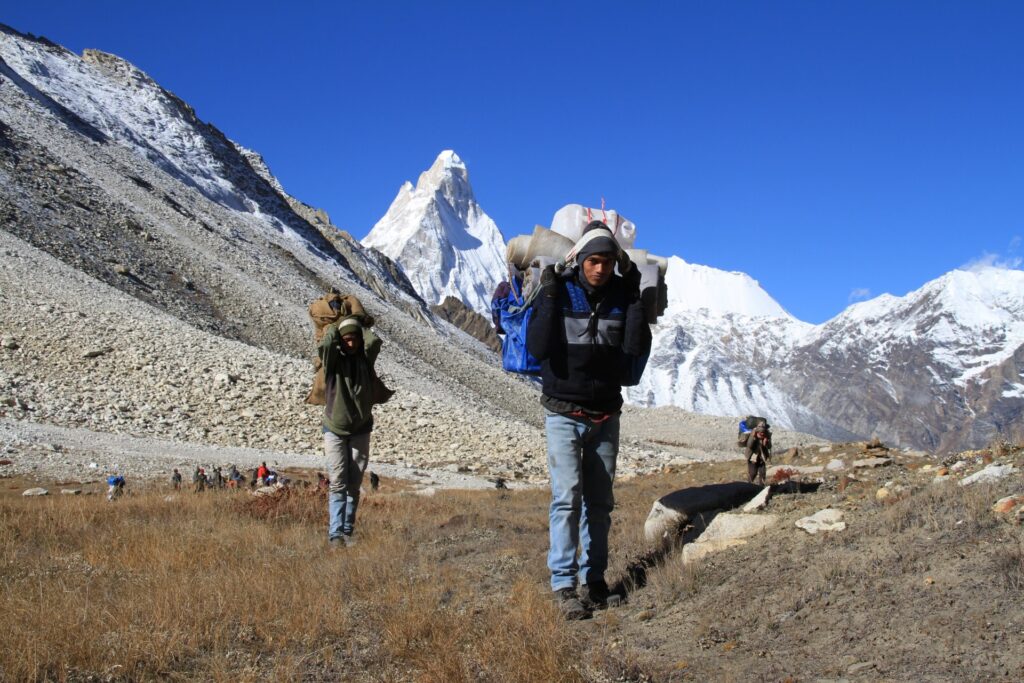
{"left": 5, "top": 2, "right": 1023, "bottom": 322}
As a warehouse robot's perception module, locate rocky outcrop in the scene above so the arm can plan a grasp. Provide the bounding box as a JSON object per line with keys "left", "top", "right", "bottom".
{"left": 643, "top": 482, "right": 762, "bottom": 545}
{"left": 430, "top": 296, "right": 501, "bottom": 351}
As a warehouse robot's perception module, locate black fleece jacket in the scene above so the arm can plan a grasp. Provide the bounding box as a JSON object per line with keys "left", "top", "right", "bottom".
{"left": 526, "top": 270, "right": 652, "bottom": 414}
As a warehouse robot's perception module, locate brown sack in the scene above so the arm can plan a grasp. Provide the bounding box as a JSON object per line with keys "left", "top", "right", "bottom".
{"left": 305, "top": 291, "right": 378, "bottom": 406}
{"left": 309, "top": 293, "right": 375, "bottom": 343}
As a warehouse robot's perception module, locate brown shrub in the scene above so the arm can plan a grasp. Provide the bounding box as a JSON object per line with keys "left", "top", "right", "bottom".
{"left": 769, "top": 467, "right": 798, "bottom": 484}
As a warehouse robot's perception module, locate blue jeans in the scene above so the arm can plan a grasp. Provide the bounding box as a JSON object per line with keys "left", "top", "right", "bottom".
{"left": 545, "top": 411, "right": 619, "bottom": 591}
{"left": 324, "top": 430, "right": 370, "bottom": 539}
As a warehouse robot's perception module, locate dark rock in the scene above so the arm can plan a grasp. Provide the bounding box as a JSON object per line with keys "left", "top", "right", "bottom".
{"left": 430, "top": 296, "right": 502, "bottom": 352}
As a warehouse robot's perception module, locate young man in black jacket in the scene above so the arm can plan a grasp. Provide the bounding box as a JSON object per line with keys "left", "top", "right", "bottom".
{"left": 527, "top": 221, "right": 652, "bottom": 619}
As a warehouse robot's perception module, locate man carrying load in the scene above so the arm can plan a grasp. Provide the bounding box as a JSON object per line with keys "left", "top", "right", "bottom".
{"left": 315, "top": 292, "right": 393, "bottom": 549}
{"left": 527, "top": 220, "right": 652, "bottom": 620}
{"left": 738, "top": 416, "right": 772, "bottom": 485}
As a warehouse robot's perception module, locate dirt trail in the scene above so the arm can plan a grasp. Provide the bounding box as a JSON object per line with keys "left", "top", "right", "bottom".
{"left": 0, "top": 418, "right": 503, "bottom": 491}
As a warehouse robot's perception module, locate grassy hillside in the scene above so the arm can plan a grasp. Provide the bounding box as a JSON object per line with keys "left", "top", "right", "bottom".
{"left": 2, "top": 447, "right": 1022, "bottom": 681}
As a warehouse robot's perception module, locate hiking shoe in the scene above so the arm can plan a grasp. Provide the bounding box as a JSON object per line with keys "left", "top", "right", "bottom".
{"left": 328, "top": 536, "right": 345, "bottom": 550}
{"left": 555, "top": 587, "right": 591, "bottom": 621}
{"left": 580, "top": 580, "right": 609, "bottom": 609}
{"left": 341, "top": 534, "right": 356, "bottom": 548}
{"left": 581, "top": 580, "right": 624, "bottom": 609}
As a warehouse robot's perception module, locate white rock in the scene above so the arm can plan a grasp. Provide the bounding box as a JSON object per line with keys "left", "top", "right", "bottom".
{"left": 60, "top": 488, "right": 82, "bottom": 495}
{"left": 22, "top": 487, "right": 49, "bottom": 496}
{"left": 682, "top": 512, "right": 778, "bottom": 563}
{"left": 818, "top": 446, "right": 833, "bottom": 454}
{"left": 644, "top": 500, "right": 687, "bottom": 543}
{"left": 826, "top": 459, "right": 846, "bottom": 471}
{"left": 415, "top": 487, "right": 437, "bottom": 497}
{"left": 682, "top": 537, "right": 748, "bottom": 564}
{"left": 950, "top": 461, "right": 969, "bottom": 472}
{"left": 796, "top": 508, "right": 846, "bottom": 534}
{"left": 959, "top": 464, "right": 1017, "bottom": 486}
{"left": 742, "top": 487, "right": 771, "bottom": 512}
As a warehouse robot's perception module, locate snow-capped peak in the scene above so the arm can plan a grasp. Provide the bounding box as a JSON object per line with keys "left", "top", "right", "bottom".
{"left": 663, "top": 255, "right": 792, "bottom": 319}
{"left": 362, "top": 151, "right": 506, "bottom": 314}
{"left": 432, "top": 149, "right": 465, "bottom": 171}
{"left": 832, "top": 266, "right": 1024, "bottom": 330}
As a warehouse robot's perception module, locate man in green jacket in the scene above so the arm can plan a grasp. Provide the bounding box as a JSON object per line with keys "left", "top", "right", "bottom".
{"left": 319, "top": 315, "right": 386, "bottom": 548}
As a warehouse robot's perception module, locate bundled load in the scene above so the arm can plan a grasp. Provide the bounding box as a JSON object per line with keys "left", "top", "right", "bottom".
{"left": 737, "top": 415, "right": 772, "bottom": 450}
{"left": 304, "top": 289, "right": 386, "bottom": 405}
{"left": 492, "top": 203, "right": 669, "bottom": 375}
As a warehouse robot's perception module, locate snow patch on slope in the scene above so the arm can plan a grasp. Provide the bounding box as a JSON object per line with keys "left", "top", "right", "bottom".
{"left": 0, "top": 35, "right": 244, "bottom": 208}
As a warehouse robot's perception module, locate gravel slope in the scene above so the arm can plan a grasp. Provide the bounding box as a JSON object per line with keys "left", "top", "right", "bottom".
{"left": 0, "top": 229, "right": 824, "bottom": 487}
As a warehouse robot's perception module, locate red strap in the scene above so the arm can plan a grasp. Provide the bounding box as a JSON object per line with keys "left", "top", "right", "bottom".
{"left": 568, "top": 410, "right": 613, "bottom": 424}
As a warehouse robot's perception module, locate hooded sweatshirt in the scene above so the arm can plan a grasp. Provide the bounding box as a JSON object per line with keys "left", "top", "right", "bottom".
{"left": 318, "top": 323, "right": 383, "bottom": 436}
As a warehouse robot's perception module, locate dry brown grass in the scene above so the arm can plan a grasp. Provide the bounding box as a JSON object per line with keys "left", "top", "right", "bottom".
{"left": 0, "top": 484, "right": 594, "bottom": 682}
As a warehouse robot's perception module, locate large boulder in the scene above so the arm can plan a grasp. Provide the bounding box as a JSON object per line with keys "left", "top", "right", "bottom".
{"left": 852, "top": 457, "right": 892, "bottom": 469}
{"left": 959, "top": 464, "right": 1017, "bottom": 486}
{"left": 681, "top": 513, "right": 779, "bottom": 564}
{"left": 643, "top": 482, "right": 761, "bottom": 545}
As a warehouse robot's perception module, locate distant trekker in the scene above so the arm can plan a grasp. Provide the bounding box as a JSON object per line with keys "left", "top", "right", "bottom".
{"left": 212, "top": 466, "right": 225, "bottom": 489}
{"left": 171, "top": 468, "right": 182, "bottom": 491}
{"left": 318, "top": 313, "right": 392, "bottom": 549}
{"left": 256, "top": 462, "right": 270, "bottom": 487}
{"left": 740, "top": 417, "right": 772, "bottom": 485}
{"left": 107, "top": 474, "right": 126, "bottom": 501}
{"left": 193, "top": 466, "right": 206, "bottom": 493}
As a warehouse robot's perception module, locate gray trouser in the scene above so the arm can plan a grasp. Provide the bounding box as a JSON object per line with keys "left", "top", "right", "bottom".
{"left": 324, "top": 431, "right": 370, "bottom": 538}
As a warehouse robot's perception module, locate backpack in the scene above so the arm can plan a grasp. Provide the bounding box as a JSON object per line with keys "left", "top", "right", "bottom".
{"left": 490, "top": 275, "right": 649, "bottom": 384}
{"left": 740, "top": 415, "right": 770, "bottom": 433}
{"left": 492, "top": 276, "right": 541, "bottom": 375}
{"left": 308, "top": 291, "right": 374, "bottom": 343}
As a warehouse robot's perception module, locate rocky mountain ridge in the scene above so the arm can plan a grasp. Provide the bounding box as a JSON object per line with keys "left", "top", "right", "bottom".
{"left": 368, "top": 156, "right": 1024, "bottom": 451}
{"left": 0, "top": 24, "right": 830, "bottom": 485}
{"left": 0, "top": 24, "right": 542, "bottom": 476}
